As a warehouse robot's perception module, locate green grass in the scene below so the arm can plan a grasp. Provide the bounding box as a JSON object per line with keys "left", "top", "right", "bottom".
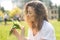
{"left": 0, "top": 22, "right": 17, "bottom": 40}
{"left": 0, "top": 21, "right": 28, "bottom": 40}
{"left": 0, "top": 20, "right": 60, "bottom": 40}
{"left": 49, "top": 20, "right": 60, "bottom": 40}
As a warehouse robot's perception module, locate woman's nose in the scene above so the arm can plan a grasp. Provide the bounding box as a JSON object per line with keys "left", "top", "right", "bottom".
{"left": 27, "top": 12, "right": 30, "bottom": 16}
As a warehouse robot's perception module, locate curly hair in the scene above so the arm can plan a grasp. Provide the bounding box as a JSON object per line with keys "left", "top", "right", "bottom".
{"left": 24, "top": 1, "right": 48, "bottom": 30}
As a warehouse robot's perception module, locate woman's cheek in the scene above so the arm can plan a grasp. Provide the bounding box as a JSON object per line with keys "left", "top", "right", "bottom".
{"left": 31, "top": 16, "right": 35, "bottom": 21}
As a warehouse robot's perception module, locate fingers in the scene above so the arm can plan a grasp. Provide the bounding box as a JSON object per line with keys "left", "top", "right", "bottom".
{"left": 19, "top": 26, "right": 24, "bottom": 30}
{"left": 11, "top": 28, "right": 18, "bottom": 35}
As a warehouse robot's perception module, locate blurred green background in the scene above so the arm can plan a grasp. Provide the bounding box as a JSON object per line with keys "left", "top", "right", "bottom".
{"left": 0, "top": 20, "right": 60, "bottom": 40}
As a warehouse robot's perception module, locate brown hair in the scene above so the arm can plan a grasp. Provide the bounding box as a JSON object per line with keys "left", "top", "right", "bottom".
{"left": 24, "top": 1, "right": 48, "bottom": 31}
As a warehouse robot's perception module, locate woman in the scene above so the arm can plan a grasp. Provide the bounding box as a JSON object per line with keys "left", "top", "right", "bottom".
{"left": 12, "top": 1, "right": 56, "bottom": 40}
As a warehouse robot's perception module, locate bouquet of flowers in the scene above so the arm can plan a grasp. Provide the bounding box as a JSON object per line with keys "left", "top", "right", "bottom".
{"left": 9, "top": 20, "right": 21, "bottom": 35}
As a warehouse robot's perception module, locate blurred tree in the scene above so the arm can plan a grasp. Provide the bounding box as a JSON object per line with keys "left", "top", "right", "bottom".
{"left": 0, "top": 7, "right": 5, "bottom": 13}
{"left": 5, "top": 10, "right": 10, "bottom": 14}
{"left": 58, "top": 6, "right": 60, "bottom": 21}
{"left": 0, "top": 10, "right": 4, "bottom": 19}
{"left": 39, "top": 0, "right": 43, "bottom": 1}
{"left": 55, "top": 4, "right": 57, "bottom": 8}
{"left": 23, "top": 0, "right": 31, "bottom": 3}
{"left": 9, "top": 7, "right": 21, "bottom": 18}
{"left": 20, "top": 0, "right": 31, "bottom": 8}
{"left": 49, "top": 1, "right": 53, "bottom": 9}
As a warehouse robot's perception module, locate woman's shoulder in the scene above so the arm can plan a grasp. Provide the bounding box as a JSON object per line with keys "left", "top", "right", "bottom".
{"left": 42, "top": 20, "right": 55, "bottom": 31}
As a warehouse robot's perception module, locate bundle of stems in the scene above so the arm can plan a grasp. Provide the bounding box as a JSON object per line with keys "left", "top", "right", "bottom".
{"left": 9, "top": 20, "right": 22, "bottom": 35}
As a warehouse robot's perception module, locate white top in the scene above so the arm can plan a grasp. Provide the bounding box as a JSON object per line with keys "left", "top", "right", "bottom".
{"left": 28, "top": 20, "right": 56, "bottom": 40}
{"left": 4, "top": 14, "right": 9, "bottom": 19}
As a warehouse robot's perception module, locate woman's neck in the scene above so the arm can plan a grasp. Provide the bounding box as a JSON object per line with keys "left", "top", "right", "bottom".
{"left": 32, "top": 28, "right": 39, "bottom": 36}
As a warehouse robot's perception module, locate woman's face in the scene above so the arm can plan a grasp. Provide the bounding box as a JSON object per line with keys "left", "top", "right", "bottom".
{"left": 27, "top": 6, "right": 36, "bottom": 22}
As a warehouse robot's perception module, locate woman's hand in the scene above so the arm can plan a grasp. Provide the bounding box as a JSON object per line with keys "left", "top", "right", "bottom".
{"left": 11, "top": 26, "right": 26, "bottom": 40}
{"left": 11, "top": 28, "right": 20, "bottom": 37}
{"left": 21, "top": 26, "right": 25, "bottom": 35}
{"left": 11, "top": 26, "right": 25, "bottom": 36}
{"left": 11, "top": 28, "right": 23, "bottom": 40}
